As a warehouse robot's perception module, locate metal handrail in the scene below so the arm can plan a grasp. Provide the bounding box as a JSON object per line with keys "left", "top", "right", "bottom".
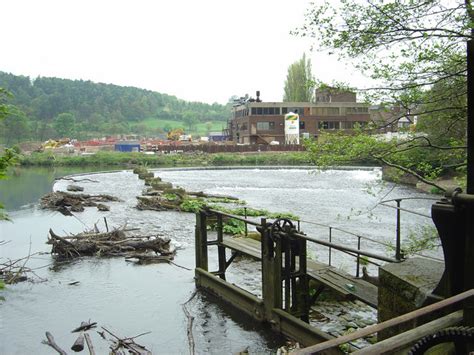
{"left": 208, "top": 192, "right": 440, "bottom": 271}
{"left": 295, "top": 288, "right": 474, "bottom": 355}
{"left": 300, "top": 219, "right": 393, "bottom": 248}
{"left": 379, "top": 202, "right": 432, "bottom": 218}
{"left": 291, "top": 231, "right": 398, "bottom": 263}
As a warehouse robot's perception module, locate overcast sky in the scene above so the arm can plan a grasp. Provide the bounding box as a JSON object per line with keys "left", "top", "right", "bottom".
{"left": 1, "top": 0, "right": 369, "bottom": 105}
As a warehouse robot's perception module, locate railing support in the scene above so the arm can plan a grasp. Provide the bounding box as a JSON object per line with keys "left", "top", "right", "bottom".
{"left": 217, "top": 213, "right": 226, "bottom": 280}
{"left": 395, "top": 199, "right": 402, "bottom": 261}
{"left": 356, "top": 236, "right": 361, "bottom": 278}
{"left": 328, "top": 226, "right": 332, "bottom": 266}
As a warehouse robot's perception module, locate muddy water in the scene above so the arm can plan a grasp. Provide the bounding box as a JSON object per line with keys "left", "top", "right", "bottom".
{"left": 0, "top": 167, "right": 438, "bottom": 354}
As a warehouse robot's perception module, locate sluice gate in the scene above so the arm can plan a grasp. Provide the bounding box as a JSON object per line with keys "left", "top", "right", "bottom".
{"left": 194, "top": 209, "right": 397, "bottom": 349}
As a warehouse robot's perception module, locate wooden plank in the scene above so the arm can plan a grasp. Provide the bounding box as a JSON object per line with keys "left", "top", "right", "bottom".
{"left": 296, "top": 289, "right": 474, "bottom": 355}
{"left": 222, "top": 236, "right": 378, "bottom": 307}
{"left": 221, "top": 237, "right": 261, "bottom": 259}
{"left": 353, "top": 310, "right": 463, "bottom": 354}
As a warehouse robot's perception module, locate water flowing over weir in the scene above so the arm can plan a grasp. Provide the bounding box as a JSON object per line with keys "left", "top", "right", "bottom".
{"left": 0, "top": 167, "right": 438, "bottom": 354}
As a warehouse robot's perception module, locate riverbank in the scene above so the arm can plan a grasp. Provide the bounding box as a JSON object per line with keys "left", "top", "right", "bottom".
{"left": 381, "top": 166, "right": 464, "bottom": 194}
{"left": 17, "top": 150, "right": 313, "bottom": 167}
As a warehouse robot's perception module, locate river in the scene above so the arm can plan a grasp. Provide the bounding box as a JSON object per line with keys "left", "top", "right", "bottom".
{"left": 0, "top": 166, "right": 440, "bottom": 354}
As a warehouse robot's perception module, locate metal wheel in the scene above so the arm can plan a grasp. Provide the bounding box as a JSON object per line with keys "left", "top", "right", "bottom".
{"left": 270, "top": 218, "right": 295, "bottom": 239}
{"left": 408, "top": 326, "right": 474, "bottom": 354}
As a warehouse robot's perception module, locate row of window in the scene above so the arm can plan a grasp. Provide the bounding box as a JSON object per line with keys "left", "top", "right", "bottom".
{"left": 234, "top": 106, "right": 369, "bottom": 118}
{"left": 311, "top": 107, "right": 369, "bottom": 115}
{"left": 318, "top": 121, "right": 367, "bottom": 129}
{"left": 234, "top": 121, "right": 367, "bottom": 132}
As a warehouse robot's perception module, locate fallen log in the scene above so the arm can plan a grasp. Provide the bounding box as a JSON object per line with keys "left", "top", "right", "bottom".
{"left": 67, "top": 184, "right": 84, "bottom": 192}
{"left": 102, "top": 327, "right": 152, "bottom": 355}
{"left": 72, "top": 321, "right": 97, "bottom": 333}
{"left": 40, "top": 191, "right": 121, "bottom": 215}
{"left": 186, "top": 191, "right": 239, "bottom": 200}
{"left": 42, "top": 331, "right": 67, "bottom": 355}
{"left": 125, "top": 254, "right": 174, "bottom": 264}
{"left": 71, "top": 333, "right": 85, "bottom": 352}
{"left": 84, "top": 333, "right": 96, "bottom": 355}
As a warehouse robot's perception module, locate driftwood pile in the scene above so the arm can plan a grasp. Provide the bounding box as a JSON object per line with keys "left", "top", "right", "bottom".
{"left": 40, "top": 191, "right": 120, "bottom": 215}
{"left": 43, "top": 321, "right": 152, "bottom": 355}
{"left": 0, "top": 249, "right": 45, "bottom": 285}
{"left": 47, "top": 227, "right": 175, "bottom": 263}
{"left": 133, "top": 167, "right": 240, "bottom": 212}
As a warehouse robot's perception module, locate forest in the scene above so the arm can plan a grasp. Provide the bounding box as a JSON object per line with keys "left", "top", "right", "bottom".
{"left": 0, "top": 71, "right": 231, "bottom": 143}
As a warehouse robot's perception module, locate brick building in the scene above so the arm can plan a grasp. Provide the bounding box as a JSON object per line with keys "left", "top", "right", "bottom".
{"left": 229, "top": 89, "right": 371, "bottom": 144}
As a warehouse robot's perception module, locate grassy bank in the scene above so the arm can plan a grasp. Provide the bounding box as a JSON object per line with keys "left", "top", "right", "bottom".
{"left": 18, "top": 150, "right": 312, "bottom": 167}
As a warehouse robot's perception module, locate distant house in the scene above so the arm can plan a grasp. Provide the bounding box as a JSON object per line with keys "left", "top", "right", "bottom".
{"left": 114, "top": 141, "right": 141, "bottom": 152}
{"left": 208, "top": 132, "right": 228, "bottom": 142}
{"left": 370, "top": 105, "right": 416, "bottom": 133}
{"left": 229, "top": 89, "right": 371, "bottom": 144}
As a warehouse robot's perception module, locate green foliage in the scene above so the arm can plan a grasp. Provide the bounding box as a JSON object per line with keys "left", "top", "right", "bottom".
{"left": 0, "top": 72, "right": 230, "bottom": 141}
{"left": 179, "top": 198, "right": 207, "bottom": 213}
{"left": 18, "top": 151, "right": 311, "bottom": 168}
{"left": 222, "top": 219, "right": 246, "bottom": 235}
{"left": 283, "top": 53, "right": 314, "bottom": 102}
{"left": 401, "top": 225, "right": 440, "bottom": 257}
{"left": 295, "top": 0, "right": 470, "bottom": 187}
{"left": 303, "top": 128, "right": 465, "bottom": 191}
{"left": 0, "top": 280, "right": 5, "bottom": 290}
{"left": 359, "top": 256, "right": 369, "bottom": 267}
{"left": 163, "top": 193, "right": 179, "bottom": 201}
{"left": 0, "top": 88, "right": 19, "bottom": 220}
{"left": 386, "top": 225, "right": 440, "bottom": 257}
{"left": 53, "top": 112, "right": 76, "bottom": 138}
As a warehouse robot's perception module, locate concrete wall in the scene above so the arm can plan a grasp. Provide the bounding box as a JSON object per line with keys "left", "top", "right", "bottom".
{"left": 378, "top": 257, "right": 444, "bottom": 340}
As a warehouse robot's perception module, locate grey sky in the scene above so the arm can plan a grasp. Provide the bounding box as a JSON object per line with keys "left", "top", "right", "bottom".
{"left": 1, "top": 0, "right": 368, "bottom": 104}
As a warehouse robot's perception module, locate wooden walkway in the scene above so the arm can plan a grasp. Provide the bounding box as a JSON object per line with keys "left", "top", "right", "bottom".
{"left": 222, "top": 236, "right": 378, "bottom": 308}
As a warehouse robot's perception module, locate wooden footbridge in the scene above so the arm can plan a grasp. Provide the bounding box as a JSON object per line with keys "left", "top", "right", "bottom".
{"left": 194, "top": 209, "right": 398, "bottom": 348}
{"left": 222, "top": 236, "right": 378, "bottom": 308}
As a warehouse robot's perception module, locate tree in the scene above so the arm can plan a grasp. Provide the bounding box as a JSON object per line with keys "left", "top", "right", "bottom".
{"left": 53, "top": 112, "right": 75, "bottom": 138}
{"left": 0, "top": 106, "right": 30, "bottom": 145}
{"left": 0, "top": 88, "right": 18, "bottom": 220}
{"left": 283, "top": 53, "right": 314, "bottom": 102}
{"left": 296, "top": 0, "right": 473, "bottom": 188}
{"left": 182, "top": 111, "right": 198, "bottom": 131}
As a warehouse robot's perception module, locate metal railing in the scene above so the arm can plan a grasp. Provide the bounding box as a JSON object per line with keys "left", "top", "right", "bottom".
{"left": 219, "top": 195, "right": 441, "bottom": 278}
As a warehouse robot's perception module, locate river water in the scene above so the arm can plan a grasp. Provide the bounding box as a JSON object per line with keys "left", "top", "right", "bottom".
{"left": 0, "top": 166, "right": 440, "bottom": 354}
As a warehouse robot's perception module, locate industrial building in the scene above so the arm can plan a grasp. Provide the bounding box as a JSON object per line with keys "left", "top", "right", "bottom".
{"left": 229, "top": 89, "right": 371, "bottom": 144}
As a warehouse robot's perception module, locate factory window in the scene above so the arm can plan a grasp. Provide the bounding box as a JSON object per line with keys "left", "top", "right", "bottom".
{"left": 257, "top": 121, "right": 275, "bottom": 131}
{"left": 318, "top": 121, "right": 340, "bottom": 130}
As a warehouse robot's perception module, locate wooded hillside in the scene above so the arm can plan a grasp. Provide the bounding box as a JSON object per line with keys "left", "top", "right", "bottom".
{"left": 0, "top": 72, "right": 230, "bottom": 142}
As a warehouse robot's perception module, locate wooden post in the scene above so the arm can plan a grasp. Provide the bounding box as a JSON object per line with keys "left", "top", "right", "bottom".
{"left": 301, "top": 238, "right": 310, "bottom": 322}
{"left": 261, "top": 218, "right": 282, "bottom": 321}
{"left": 217, "top": 213, "right": 226, "bottom": 280}
{"left": 261, "top": 218, "right": 273, "bottom": 318}
{"left": 195, "top": 211, "right": 208, "bottom": 271}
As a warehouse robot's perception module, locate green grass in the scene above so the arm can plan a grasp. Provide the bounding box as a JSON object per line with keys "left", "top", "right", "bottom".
{"left": 18, "top": 151, "right": 312, "bottom": 167}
